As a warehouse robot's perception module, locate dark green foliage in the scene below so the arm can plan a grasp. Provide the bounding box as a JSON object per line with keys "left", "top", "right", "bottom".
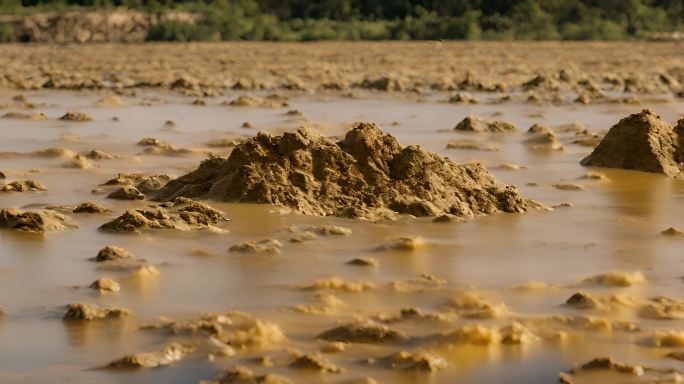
{"left": 0, "top": 22, "right": 14, "bottom": 42}
{"left": 1, "top": 0, "right": 684, "bottom": 41}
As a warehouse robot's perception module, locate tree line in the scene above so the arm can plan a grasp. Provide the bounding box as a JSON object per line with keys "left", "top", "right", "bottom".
{"left": 0, "top": 0, "right": 683, "bottom": 41}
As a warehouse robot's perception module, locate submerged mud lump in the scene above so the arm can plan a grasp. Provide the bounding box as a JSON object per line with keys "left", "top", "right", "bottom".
{"left": 580, "top": 110, "right": 684, "bottom": 178}
{"left": 154, "top": 123, "right": 535, "bottom": 218}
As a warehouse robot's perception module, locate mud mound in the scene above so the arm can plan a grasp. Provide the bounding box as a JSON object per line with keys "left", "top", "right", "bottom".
{"left": 580, "top": 109, "right": 683, "bottom": 178}
{"left": 153, "top": 123, "right": 535, "bottom": 219}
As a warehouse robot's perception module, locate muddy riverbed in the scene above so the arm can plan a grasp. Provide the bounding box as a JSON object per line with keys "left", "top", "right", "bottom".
{"left": 1, "top": 51, "right": 684, "bottom": 383}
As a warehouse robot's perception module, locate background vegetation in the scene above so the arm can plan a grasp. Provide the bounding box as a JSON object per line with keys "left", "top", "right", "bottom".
{"left": 0, "top": 0, "right": 682, "bottom": 41}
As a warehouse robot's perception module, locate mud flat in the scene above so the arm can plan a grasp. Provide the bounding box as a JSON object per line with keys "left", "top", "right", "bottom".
{"left": 1, "top": 42, "right": 684, "bottom": 103}
{"left": 1, "top": 42, "right": 684, "bottom": 384}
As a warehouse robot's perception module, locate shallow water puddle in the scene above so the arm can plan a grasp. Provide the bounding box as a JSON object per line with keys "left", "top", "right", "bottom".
{"left": 1, "top": 90, "right": 684, "bottom": 383}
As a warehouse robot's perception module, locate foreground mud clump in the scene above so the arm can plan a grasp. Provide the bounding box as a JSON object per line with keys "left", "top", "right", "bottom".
{"left": 580, "top": 110, "right": 684, "bottom": 178}
{"left": 154, "top": 123, "right": 535, "bottom": 218}
{"left": 454, "top": 116, "right": 517, "bottom": 133}
{"left": 0, "top": 208, "right": 77, "bottom": 233}
{"left": 99, "top": 197, "right": 227, "bottom": 234}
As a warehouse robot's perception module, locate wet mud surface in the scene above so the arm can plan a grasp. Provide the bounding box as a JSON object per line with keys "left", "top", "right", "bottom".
{"left": 1, "top": 43, "right": 684, "bottom": 384}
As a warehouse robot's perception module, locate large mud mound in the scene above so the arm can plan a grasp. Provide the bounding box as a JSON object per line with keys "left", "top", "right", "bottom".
{"left": 580, "top": 109, "right": 683, "bottom": 178}
{"left": 154, "top": 123, "right": 535, "bottom": 218}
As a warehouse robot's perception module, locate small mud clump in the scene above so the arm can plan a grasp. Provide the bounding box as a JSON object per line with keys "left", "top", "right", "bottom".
{"left": 90, "top": 277, "right": 121, "bottom": 292}
{"left": 108, "top": 343, "right": 194, "bottom": 369}
{"left": 347, "top": 257, "right": 379, "bottom": 267}
{"left": 581, "top": 271, "right": 646, "bottom": 287}
{"left": 1, "top": 179, "right": 47, "bottom": 192}
{"left": 290, "top": 353, "right": 344, "bottom": 373}
{"left": 662, "top": 227, "right": 684, "bottom": 236}
{"left": 92, "top": 245, "right": 135, "bottom": 262}
{"left": 580, "top": 109, "right": 684, "bottom": 178}
{"left": 454, "top": 116, "right": 517, "bottom": 133}
{"left": 229, "top": 239, "right": 282, "bottom": 254}
{"left": 317, "top": 319, "right": 404, "bottom": 343}
{"left": 445, "top": 140, "right": 500, "bottom": 152}
{"left": 102, "top": 173, "right": 173, "bottom": 193}
{"left": 524, "top": 132, "right": 564, "bottom": 151}
{"left": 107, "top": 185, "right": 145, "bottom": 200}
{"left": 227, "top": 95, "right": 288, "bottom": 108}
{"left": 73, "top": 202, "right": 110, "bottom": 213}
{"left": 381, "top": 351, "right": 448, "bottom": 371}
{"left": 154, "top": 123, "right": 535, "bottom": 219}
{"left": 207, "top": 366, "right": 292, "bottom": 384}
{"left": 63, "top": 303, "right": 130, "bottom": 321}
{"left": 99, "top": 197, "right": 227, "bottom": 234}
{"left": 2, "top": 111, "right": 48, "bottom": 120}
{"left": 0, "top": 208, "right": 77, "bottom": 233}
{"left": 59, "top": 111, "right": 94, "bottom": 121}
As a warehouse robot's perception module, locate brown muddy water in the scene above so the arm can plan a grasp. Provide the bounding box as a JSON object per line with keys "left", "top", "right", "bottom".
{"left": 1, "top": 88, "right": 684, "bottom": 384}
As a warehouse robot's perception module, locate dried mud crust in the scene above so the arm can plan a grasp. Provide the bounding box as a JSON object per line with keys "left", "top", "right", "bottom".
{"left": 154, "top": 123, "right": 537, "bottom": 219}
{"left": 581, "top": 109, "right": 684, "bottom": 178}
